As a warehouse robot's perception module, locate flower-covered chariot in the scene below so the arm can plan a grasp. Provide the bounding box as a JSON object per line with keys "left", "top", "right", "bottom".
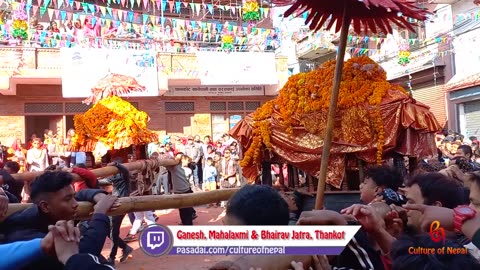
{"left": 230, "top": 56, "right": 441, "bottom": 196}
{"left": 68, "top": 74, "right": 158, "bottom": 166}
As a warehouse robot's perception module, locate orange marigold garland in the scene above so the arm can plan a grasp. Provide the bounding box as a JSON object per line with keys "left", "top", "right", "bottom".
{"left": 242, "top": 56, "right": 408, "bottom": 167}
{"left": 240, "top": 100, "right": 274, "bottom": 167}
{"left": 71, "top": 96, "right": 157, "bottom": 151}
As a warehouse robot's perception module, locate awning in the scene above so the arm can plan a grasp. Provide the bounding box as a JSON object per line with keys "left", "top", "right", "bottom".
{"left": 445, "top": 71, "right": 480, "bottom": 92}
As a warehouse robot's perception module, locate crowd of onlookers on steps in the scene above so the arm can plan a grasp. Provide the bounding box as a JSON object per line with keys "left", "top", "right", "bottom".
{"left": 2, "top": 129, "right": 480, "bottom": 269}
{"left": 3, "top": 16, "right": 280, "bottom": 52}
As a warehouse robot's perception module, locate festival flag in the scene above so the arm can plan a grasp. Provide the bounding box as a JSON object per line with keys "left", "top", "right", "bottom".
{"left": 47, "top": 8, "right": 54, "bottom": 20}
{"left": 263, "top": 8, "right": 269, "bottom": 18}
{"left": 161, "top": 0, "right": 166, "bottom": 11}
{"left": 52, "top": 0, "right": 56, "bottom": 8}
{"left": 189, "top": 2, "right": 194, "bottom": 13}
{"left": 126, "top": 10, "right": 132, "bottom": 22}
{"left": 136, "top": 0, "right": 141, "bottom": 8}
{"left": 149, "top": 15, "right": 156, "bottom": 24}
{"left": 32, "top": 5, "right": 38, "bottom": 15}
{"left": 75, "top": 1, "right": 80, "bottom": 10}
{"left": 115, "top": 9, "right": 121, "bottom": 20}
{"left": 129, "top": 0, "right": 134, "bottom": 8}
{"left": 168, "top": 0, "right": 173, "bottom": 13}
{"left": 88, "top": 3, "right": 95, "bottom": 13}
{"left": 37, "top": 0, "right": 42, "bottom": 6}
{"left": 44, "top": 0, "right": 50, "bottom": 7}
{"left": 231, "top": 6, "right": 236, "bottom": 15}
{"left": 206, "top": 3, "right": 213, "bottom": 14}
{"left": 54, "top": 9, "right": 59, "bottom": 18}
{"left": 143, "top": 0, "right": 148, "bottom": 9}
{"left": 195, "top": 3, "right": 201, "bottom": 16}
{"left": 182, "top": 1, "right": 187, "bottom": 7}
{"left": 120, "top": 0, "right": 125, "bottom": 7}
{"left": 175, "top": 1, "right": 180, "bottom": 13}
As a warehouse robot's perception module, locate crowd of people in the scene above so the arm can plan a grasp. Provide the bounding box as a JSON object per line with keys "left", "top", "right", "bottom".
{"left": 1, "top": 17, "right": 280, "bottom": 52}
{"left": 2, "top": 128, "right": 480, "bottom": 269}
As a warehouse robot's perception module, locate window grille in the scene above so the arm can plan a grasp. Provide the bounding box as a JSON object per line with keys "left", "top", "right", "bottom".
{"left": 165, "top": 102, "right": 194, "bottom": 112}
{"left": 228, "top": 102, "right": 244, "bottom": 111}
{"left": 210, "top": 102, "right": 226, "bottom": 111}
{"left": 245, "top": 101, "right": 261, "bottom": 111}
{"left": 25, "top": 103, "right": 63, "bottom": 113}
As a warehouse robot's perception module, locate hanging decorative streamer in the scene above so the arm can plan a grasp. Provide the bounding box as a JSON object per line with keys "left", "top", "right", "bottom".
{"left": 221, "top": 33, "right": 234, "bottom": 51}
{"left": 242, "top": 0, "right": 260, "bottom": 26}
{"left": 12, "top": 1, "right": 29, "bottom": 41}
{"left": 398, "top": 41, "right": 410, "bottom": 66}
{"left": 406, "top": 70, "right": 413, "bottom": 92}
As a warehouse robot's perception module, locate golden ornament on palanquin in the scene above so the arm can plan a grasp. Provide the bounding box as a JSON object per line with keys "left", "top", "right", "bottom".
{"left": 241, "top": 56, "right": 408, "bottom": 167}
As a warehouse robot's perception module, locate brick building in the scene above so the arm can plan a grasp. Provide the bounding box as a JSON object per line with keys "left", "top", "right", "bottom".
{"left": 0, "top": 47, "right": 288, "bottom": 145}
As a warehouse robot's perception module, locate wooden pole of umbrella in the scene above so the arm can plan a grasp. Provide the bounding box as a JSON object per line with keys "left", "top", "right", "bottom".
{"left": 6, "top": 160, "right": 239, "bottom": 220}
{"left": 315, "top": 5, "right": 351, "bottom": 210}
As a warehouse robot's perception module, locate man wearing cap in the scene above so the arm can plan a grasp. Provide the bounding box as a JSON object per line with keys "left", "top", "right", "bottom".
{"left": 184, "top": 135, "right": 201, "bottom": 190}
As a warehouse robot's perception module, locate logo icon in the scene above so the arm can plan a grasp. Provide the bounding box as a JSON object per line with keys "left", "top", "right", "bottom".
{"left": 429, "top": 220, "right": 446, "bottom": 245}
{"left": 139, "top": 224, "right": 173, "bottom": 256}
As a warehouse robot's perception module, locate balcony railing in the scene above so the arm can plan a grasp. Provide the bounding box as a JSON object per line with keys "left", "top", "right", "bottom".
{"left": 1, "top": 30, "right": 280, "bottom": 53}
{"left": 295, "top": 31, "right": 335, "bottom": 59}
{"left": 372, "top": 42, "right": 440, "bottom": 80}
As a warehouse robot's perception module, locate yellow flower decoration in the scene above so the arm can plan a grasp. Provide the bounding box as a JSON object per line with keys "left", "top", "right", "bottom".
{"left": 71, "top": 96, "right": 158, "bottom": 151}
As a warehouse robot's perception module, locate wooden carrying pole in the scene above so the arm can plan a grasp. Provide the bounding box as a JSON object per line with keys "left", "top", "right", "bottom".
{"left": 6, "top": 160, "right": 240, "bottom": 221}
{"left": 315, "top": 4, "right": 351, "bottom": 210}
{"left": 10, "top": 160, "right": 156, "bottom": 183}
{"left": 3, "top": 189, "right": 239, "bottom": 222}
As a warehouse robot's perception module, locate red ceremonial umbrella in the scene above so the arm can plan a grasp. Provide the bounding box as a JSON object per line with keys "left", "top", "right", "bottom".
{"left": 272, "top": 0, "right": 429, "bottom": 209}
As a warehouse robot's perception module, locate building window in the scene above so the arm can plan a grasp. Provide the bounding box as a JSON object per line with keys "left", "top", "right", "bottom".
{"left": 228, "top": 102, "right": 244, "bottom": 111}
{"left": 165, "top": 102, "right": 194, "bottom": 112}
{"left": 65, "top": 103, "right": 92, "bottom": 113}
{"left": 210, "top": 102, "right": 226, "bottom": 111}
{"left": 212, "top": 114, "right": 227, "bottom": 140}
{"left": 25, "top": 103, "right": 63, "bottom": 114}
{"left": 209, "top": 101, "right": 262, "bottom": 140}
{"left": 246, "top": 101, "right": 261, "bottom": 111}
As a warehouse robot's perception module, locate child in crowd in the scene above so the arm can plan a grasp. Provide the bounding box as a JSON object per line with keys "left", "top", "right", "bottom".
{"left": 181, "top": 155, "right": 195, "bottom": 190}
{"left": 203, "top": 157, "right": 218, "bottom": 207}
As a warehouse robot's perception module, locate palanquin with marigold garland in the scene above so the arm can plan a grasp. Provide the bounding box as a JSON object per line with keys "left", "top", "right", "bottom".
{"left": 230, "top": 56, "right": 441, "bottom": 207}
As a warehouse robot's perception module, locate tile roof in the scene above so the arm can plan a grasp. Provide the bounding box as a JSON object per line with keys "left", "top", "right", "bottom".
{"left": 445, "top": 72, "right": 480, "bottom": 92}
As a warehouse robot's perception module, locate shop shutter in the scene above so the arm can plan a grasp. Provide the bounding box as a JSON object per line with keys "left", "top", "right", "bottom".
{"left": 411, "top": 84, "right": 447, "bottom": 127}
{"left": 464, "top": 100, "right": 480, "bottom": 137}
